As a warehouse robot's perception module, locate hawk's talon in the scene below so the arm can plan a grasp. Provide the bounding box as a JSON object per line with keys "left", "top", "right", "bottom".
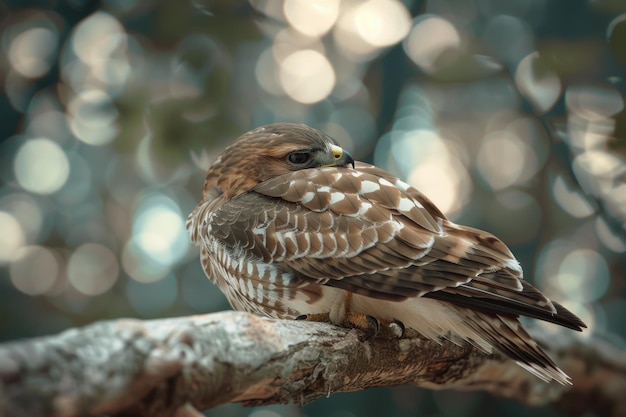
{"left": 295, "top": 314, "right": 308, "bottom": 321}
{"left": 365, "top": 315, "right": 380, "bottom": 339}
{"left": 389, "top": 319, "right": 405, "bottom": 339}
{"left": 339, "top": 312, "right": 380, "bottom": 340}
{"left": 365, "top": 318, "right": 405, "bottom": 340}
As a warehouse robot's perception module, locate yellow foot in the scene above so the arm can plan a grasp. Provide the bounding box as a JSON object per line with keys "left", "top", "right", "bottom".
{"left": 342, "top": 313, "right": 405, "bottom": 340}
{"left": 296, "top": 312, "right": 404, "bottom": 339}
{"left": 342, "top": 312, "right": 379, "bottom": 338}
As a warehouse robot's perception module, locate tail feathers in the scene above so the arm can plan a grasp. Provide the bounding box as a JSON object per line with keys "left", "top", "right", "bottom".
{"left": 427, "top": 284, "right": 586, "bottom": 332}
{"left": 517, "top": 362, "right": 570, "bottom": 385}
{"left": 462, "top": 310, "right": 571, "bottom": 385}
{"left": 355, "top": 292, "right": 573, "bottom": 384}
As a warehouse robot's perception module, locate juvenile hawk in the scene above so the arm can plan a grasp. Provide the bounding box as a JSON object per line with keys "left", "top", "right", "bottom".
{"left": 187, "top": 123, "right": 585, "bottom": 384}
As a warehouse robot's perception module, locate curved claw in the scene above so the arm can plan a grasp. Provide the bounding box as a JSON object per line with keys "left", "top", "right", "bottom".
{"left": 365, "top": 315, "right": 380, "bottom": 338}
{"left": 390, "top": 319, "right": 405, "bottom": 338}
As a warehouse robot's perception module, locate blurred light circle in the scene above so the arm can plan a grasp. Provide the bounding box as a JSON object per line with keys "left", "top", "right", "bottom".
{"left": 14, "top": 138, "right": 70, "bottom": 195}
{"left": 354, "top": 0, "right": 411, "bottom": 47}
{"left": 515, "top": 52, "right": 561, "bottom": 114}
{"left": 535, "top": 240, "right": 600, "bottom": 335}
{"left": 565, "top": 85, "right": 624, "bottom": 120}
{"left": 97, "top": 53, "right": 132, "bottom": 87}
{"left": 72, "top": 11, "right": 126, "bottom": 64}
{"left": 0, "top": 212, "right": 25, "bottom": 264}
{"left": 67, "top": 243, "right": 119, "bottom": 296}
{"left": 0, "top": 193, "right": 45, "bottom": 245}
{"left": 390, "top": 129, "right": 441, "bottom": 175}
{"left": 408, "top": 159, "right": 466, "bottom": 216}
{"left": 8, "top": 27, "right": 58, "bottom": 78}
{"left": 122, "top": 237, "right": 171, "bottom": 283}
{"left": 573, "top": 150, "right": 623, "bottom": 194}
{"left": 125, "top": 193, "right": 189, "bottom": 283}
{"left": 378, "top": 129, "right": 470, "bottom": 216}
{"left": 333, "top": 3, "right": 378, "bottom": 59}
{"left": 607, "top": 13, "right": 626, "bottom": 39}
{"left": 9, "top": 245, "right": 58, "bottom": 295}
{"left": 595, "top": 217, "right": 626, "bottom": 253}
{"left": 476, "top": 131, "right": 529, "bottom": 190}
{"left": 606, "top": 14, "right": 626, "bottom": 58}
{"left": 133, "top": 199, "right": 188, "bottom": 264}
{"left": 403, "top": 15, "right": 460, "bottom": 74}
{"left": 284, "top": 0, "right": 340, "bottom": 37}
{"left": 535, "top": 239, "right": 570, "bottom": 290}
{"left": 67, "top": 11, "right": 130, "bottom": 90}
{"left": 68, "top": 89, "right": 119, "bottom": 146}
{"left": 256, "top": 47, "right": 283, "bottom": 96}
{"left": 135, "top": 207, "right": 185, "bottom": 259}
{"left": 505, "top": 116, "right": 549, "bottom": 169}
{"left": 552, "top": 175, "right": 594, "bottom": 218}
{"left": 557, "top": 249, "right": 609, "bottom": 303}
{"left": 279, "top": 49, "right": 335, "bottom": 104}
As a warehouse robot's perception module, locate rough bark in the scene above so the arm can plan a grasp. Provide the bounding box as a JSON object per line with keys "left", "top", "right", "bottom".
{"left": 1, "top": 311, "right": 624, "bottom": 417}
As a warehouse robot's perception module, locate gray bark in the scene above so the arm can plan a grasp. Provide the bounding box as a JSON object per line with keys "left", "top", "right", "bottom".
{"left": 1, "top": 311, "right": 624, "bottom": 417}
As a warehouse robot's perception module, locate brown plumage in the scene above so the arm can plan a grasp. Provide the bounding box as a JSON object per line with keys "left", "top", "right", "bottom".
{"left": 187, "top": 123, "right": 586, "bottom": 384}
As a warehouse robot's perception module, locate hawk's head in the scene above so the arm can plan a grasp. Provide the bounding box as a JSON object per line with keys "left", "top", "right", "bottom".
{"left": 202, "top": 123, "right": 355, "bottom": 201}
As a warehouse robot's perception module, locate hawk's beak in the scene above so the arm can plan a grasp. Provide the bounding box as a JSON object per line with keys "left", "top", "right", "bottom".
{"left": 329, "top": 145, "right": 355, "bottom": 168}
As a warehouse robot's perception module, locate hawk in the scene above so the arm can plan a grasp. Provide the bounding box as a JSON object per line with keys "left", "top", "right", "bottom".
{"left": 187, "top": 123, "right": 585, "bottom": 384}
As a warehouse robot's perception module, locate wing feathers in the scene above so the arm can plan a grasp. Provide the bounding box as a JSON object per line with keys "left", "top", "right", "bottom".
{"left": 207, "top": 162, "right": 585, "bottom": 337}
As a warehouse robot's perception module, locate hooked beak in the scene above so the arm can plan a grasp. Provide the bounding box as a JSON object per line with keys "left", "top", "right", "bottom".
{"left": 329, "top": 145, "right": 355, "bottom": 168}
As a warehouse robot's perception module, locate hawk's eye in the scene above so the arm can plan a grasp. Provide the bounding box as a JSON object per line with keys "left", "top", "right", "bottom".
{"left": 287, "top": 151, "right": 311, "bottom": 165}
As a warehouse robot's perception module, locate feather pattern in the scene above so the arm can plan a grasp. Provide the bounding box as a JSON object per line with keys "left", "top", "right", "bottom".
{"left": 187, "top": 123, "right": 586, "bottom": 385}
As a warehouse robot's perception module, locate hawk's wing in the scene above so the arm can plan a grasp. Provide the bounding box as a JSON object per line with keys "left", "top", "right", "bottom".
{"left": 206, "top": 162, "right": 584, "bottom": 331}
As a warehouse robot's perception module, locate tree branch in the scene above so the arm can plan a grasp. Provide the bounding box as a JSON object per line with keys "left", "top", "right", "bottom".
{"left": 1, "top": 311, "right": 624, "bottom": 417}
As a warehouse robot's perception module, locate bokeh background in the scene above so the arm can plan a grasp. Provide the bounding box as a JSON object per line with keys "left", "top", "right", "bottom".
{"left": 1, "top": 0, "right": 625, "bottom": 416}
